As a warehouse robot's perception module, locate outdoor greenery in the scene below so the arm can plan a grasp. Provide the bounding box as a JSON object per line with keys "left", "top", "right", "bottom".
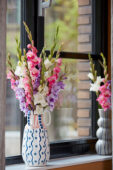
{"left": 45, "top": 0, "right": 78, "bottom": 52}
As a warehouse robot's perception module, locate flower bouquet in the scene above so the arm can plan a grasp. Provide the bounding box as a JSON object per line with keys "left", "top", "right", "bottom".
{"left": 7, "top": 22, "right": 66, "bottom": 166}
{"left": 88, "top": 53, "right": 111, "bottom": 155}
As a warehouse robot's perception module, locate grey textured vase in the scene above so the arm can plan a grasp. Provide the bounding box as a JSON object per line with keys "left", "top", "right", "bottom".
{"left": 95, "top": 109, "right": 111, "bottom": 155}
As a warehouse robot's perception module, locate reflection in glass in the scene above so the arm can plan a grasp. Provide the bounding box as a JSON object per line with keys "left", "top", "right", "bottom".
{"left": 45, "top": 0, "right": 92, "bottom": 53}
{"left": 48, "top": 59, "right": 91, "bottom": 142}
{"left": 6, "top": 0, "right": 21, "bottom": 157}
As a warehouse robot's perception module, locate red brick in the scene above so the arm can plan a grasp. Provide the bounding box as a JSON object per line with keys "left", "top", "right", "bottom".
{"left": 78, "top": 81, "right": 90, "bottom": 90}
{"left": 78, "top": 118, "right": 91, "bottom": 127}
{"left": 77, "top": 99, "right": 91, "bottom": 108}
{"left": 78, "top": 25, "right": 91, "bottom": 33}
{"left": 77, "top": 62, "right": 90, "bottom": 71}
{"left": 78, "top": 128, "right": 90, "bottom": 136}
{"left": 78, "top": 43, "right": 91, "bottom": 52}
{"left": 77, "top": 109, "right": 90, "bottom": 118}
{"left": 77, "top": 91, "right": 90, "bottom": 99}
{"left": 78, "top": 34, "right": 90, "bottom": 43}
{"left": 78, "top": 0, "right": 90, "bottom": 6}
{"left": 78, "top": 16, "right": 91, "bottom": 25}
{"left": 78, "top": 72, "right": 90, "bottom": 80}
{"left": 79, "top": 6, "right": 91, "bottom": 15}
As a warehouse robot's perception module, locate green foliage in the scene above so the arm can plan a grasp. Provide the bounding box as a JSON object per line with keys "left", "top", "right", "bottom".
{"left": 88, "top": 54, "right": 97, "bottom": 82}
{"left": 23, "top": 21, "right": 33, "bottom": 45}
{"left": 6, "top": 24, "right": 20, "bottom": 70}
{"left": 7, "top": 53, "right": 15, "bottom": 77}
{"left": 48, "top": 26, "right": 59, "bottom": 60}
{"left": 6, "top": 25, "right": 20, "bottom": 56}
{"left": 45, "top": 0, "right": 78, "bottom": 52}
{"left": 100, "top": 53, "right": 108, "bottom": 83}
{"left": 15, "top": 36, "right": 22, "bottom": 61}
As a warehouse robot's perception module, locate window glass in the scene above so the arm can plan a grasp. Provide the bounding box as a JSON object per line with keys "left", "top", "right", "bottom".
{"left": 48, "top": 59, "right": 91, "bottom": 142}
{"left": 45, "top": 0, "right": 92, "bottom": 53}
{"left": 6, "top": 0, "right": 21, "bottom": 157}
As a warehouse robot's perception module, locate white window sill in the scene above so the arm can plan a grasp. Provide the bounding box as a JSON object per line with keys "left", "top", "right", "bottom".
{"left": 6, "top": 154, "right": 112, "bottom": 170}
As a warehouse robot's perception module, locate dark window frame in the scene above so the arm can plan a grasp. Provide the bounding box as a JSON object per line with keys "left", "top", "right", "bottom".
{"left": 6, "top": 0, "right": 108, "bottom": 165}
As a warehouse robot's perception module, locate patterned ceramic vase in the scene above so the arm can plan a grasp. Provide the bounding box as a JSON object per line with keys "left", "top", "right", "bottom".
{"left": 95, "top": 109, "right": 111, "bottom": 155}
{"left": 22, "top": 112, "right": 50, "bottom": 167}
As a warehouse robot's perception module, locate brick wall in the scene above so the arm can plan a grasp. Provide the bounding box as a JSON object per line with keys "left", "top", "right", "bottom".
{"left": 77, "top": 0, "right": 92, "bottom": 53}
{"left": 76, "top": 0, "right": 92, "bottom": 137}
{"left": 77, "top": 60, "right": 91, "bottom": 137}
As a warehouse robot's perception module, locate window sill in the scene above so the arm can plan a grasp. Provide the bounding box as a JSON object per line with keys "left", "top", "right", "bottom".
{"left": 6, "top": 154, "right": 112, "bottom": 170}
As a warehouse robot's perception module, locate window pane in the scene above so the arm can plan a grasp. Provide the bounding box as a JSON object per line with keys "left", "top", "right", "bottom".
{"left": 45, "top": 0, "right": 92, "bottom": 53}
{"left": 48, "top": 59, "right": 91, "bottom": 142}
{"left": 6, "top": 0, "right": 21, "bottom": 157}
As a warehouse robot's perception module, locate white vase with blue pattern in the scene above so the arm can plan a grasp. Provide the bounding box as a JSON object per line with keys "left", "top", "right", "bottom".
{"left": 95, "top": 109, "right": 111, "bottom": 155}
{"left": 22, "top": 113, "right": 50, "bottom": 167}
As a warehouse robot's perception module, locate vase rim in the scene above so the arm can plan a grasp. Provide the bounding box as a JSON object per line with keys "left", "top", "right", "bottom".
{"left": 98, "top": 108, "right": 110, "bottom": 111}
{"left": 98, "top": 109, "right": 104, "bottom": 111}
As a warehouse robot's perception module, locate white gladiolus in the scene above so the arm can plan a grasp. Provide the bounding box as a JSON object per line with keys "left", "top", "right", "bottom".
{"left": 18, "top": 77, "right": 24, "bottom": 88}
{"left": 96, "top": 76, "right": 103, "bottom": 85}
{"left": 90, "top": 83, "right": 100, "bottom": 92}
{"left": 90, "top": 76, "right": 103, "bottom": 92}
{"left": 45, "top": 71, "right": 51, "bottom": 79}
{"left": 43, "top": 86, "right": 48, "bottom": 94}
{"left": 15, "top": 66, "right": 23, "bottom": 76}
{"left": 44, "top": 58, "right": 53, "bottom": 69}
{"left": 15, "top": 63, "right": 25, "bottom": 77}
{"left": 34, "top": 93, "right": 48, "bottom": 107}
{"left": 88, "top": 73, "right": 94, "bottom": 80}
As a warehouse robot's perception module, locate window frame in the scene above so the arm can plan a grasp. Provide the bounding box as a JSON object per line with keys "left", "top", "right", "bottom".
{"left": 6, "top": 0, "right": 108, "bottom": 165}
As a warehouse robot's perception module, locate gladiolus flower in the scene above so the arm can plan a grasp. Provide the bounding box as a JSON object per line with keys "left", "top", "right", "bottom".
{"left": 56, "top": 58, "right": 62, "bottom": 66}
{"left": 7, "top": 71, "right": 13, "bottom": 79}
{"left": 53, "top": 67, "right": 61, "bottom": 74}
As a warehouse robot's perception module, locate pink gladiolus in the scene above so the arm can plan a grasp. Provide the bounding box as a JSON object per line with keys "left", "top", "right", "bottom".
{"left": 47, "top": 75, "right": 57, "bottom": 83}
{"left": 25, "top": 84, "right": 31, "bottom": 93}
{"left": 26, "top": 51, "right": 36, "bottom": 60}
{"left": 27, "top": 44, "right": 32, "bottom": 49}
{"left": 28, "top": 57, "right": 41, "bottom": 70}
{"left": 101, "top": 101, "right": 111, "bottom": 111}
{"left": 97, "top": 81, "right": 111, "bottom": 111}
{"left": 103, "top": 89, "right": 111, "bottom": 97}
{"left": 99, "top": 85, "right": 106, "bottom": 92}
{"left": 31, "top": 56, "right": 41, "bottom": 65}
{"left": 26, "top": 96, "right": 32, "bottom": 104}
{"left": 11, "top": 79, "right": 17, "bottom": 91}
{"left": 47, "top": 74, "right": 58, "bottom": 94}
{"left": 53, "top": 67, "right": 61, "bottom": 74}
{"left": 97, "top": 94, "right": 105, "bottom": 102}
{"left": 7, "top": 71, "right": 13, "bottom": 79}
{"left": 32, "top": 46, "right": 38, "bottom": 54}
{"left": 31, "top": 67, "right": 39, "bottom": 77}
{"left": 57, "top": 58, "right": 62, "bottom": 66}
{"left": 23, "top": 77, "right": 29, "bottom": 84}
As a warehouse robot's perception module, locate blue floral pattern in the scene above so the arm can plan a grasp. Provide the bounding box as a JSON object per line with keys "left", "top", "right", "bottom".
{"left": 22, "top": 114, "right": 50, "bottom": 166}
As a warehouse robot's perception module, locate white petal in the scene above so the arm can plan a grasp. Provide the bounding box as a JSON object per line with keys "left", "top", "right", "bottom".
{"left": 18, "top": 78, "right": 24, "bottom": 88}
{"left": 88, "top": 73, "right": 94, "bottom": 80}
{"left": 44, "top": 58, "right": 53, "bottom": 69}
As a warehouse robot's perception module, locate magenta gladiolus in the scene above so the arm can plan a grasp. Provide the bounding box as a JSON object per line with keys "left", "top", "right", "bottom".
{"left": 97, "top": 81, "right": 111, "bottom": 111}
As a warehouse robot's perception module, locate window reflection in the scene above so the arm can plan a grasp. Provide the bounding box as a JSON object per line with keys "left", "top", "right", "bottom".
{"left": 6, "top": 0, "right": 21, "bottom": 157}
{"left": 48, "top": 59, "right": 91, "bottom": 142}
